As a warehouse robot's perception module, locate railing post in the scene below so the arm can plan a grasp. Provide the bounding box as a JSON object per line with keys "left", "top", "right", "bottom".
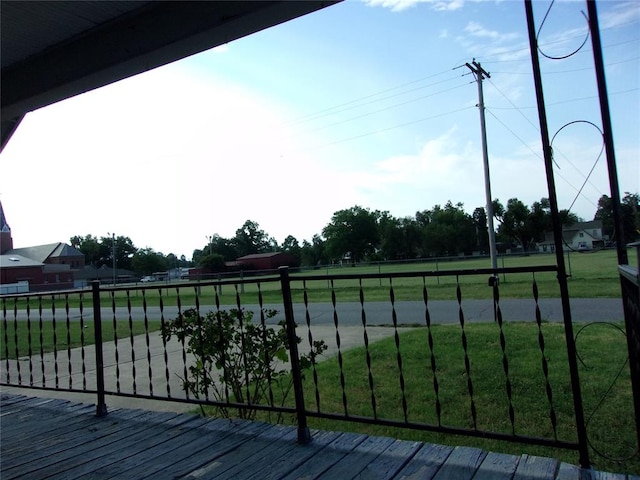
{"left": 92, "top": 280, "right": 108, "bottom": 417}
{"left": 524, "top": 1, "right": 590, "bottom": 467}
{"left": 279, "top": 266, "right": 311, "bottom": 444}
{"left": 619, "top": 242, "right": 640, "bottom": 450}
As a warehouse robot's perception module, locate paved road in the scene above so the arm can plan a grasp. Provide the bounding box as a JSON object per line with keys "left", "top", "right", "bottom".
{"left": 9, "top": 298, "right": 625, "bottom": 325}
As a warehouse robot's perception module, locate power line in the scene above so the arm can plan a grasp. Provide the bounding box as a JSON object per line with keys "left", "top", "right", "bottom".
{"left": 486, "top": 79, "right": 635, "bottom": 199}
{"left": 298, "top": 80, "right": 472, "bottom": 136}
{"left": 490, "top": 55, "right": 640, "bottom": 75}
{"left": 305, "top": 105, "right": 475, "bottom": 152}
{"left": 479, "top": 33, "right": 639, "bottom": 66}
{"left": 486, "top": 77, "right": 604, "bottom": 203}
{"left": 485, "top": 108, "right": 599, "bottom": 211}
{"left": 289, "top": 68, "right": 459, "bottom": 125}
{"left": 485, "top": 87, "right": 640, "bottom": 110}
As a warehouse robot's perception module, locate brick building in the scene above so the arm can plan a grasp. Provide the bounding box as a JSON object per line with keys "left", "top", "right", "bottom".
{"left": 0, "top": 201, "right": 84, "bottom": 292}
{"left": 235, "top": 252, "right": 299, "bottom": 271}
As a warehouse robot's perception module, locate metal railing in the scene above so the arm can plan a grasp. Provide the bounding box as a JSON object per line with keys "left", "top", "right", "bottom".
{"left": 620, "top": 242, "right": 640, "bottom": 450}
{"left": 1, "top": 264, "right": 591, "bottom": 465}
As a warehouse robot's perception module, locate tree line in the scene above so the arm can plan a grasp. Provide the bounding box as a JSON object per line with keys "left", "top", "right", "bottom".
{"left": 71, "top": 193, "right": 639, "bottom": 275}
{"left": 70, "top": 234, "right": 190, "bottom": 276}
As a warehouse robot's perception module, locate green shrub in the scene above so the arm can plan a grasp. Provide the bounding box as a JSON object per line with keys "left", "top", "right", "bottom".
{"left": 161, "top": 307, "right": 326, "bottom": 419}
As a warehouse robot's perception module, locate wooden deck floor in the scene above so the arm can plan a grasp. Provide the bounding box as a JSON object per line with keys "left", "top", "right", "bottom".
{"left": 0, "top": 393, "right": 630, "bottom": 480}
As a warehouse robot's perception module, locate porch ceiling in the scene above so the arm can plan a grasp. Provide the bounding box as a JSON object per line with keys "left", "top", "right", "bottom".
{"left": 0, "top": 0, "right": 338, "bottom": 151}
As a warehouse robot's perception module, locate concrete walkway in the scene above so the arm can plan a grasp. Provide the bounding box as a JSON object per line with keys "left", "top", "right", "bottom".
{"left": 2, "top": 324, "right": 416, "bottom": 413}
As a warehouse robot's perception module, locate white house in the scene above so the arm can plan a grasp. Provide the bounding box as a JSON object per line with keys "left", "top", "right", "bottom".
{"left": 538, "top": 220, "right": 605, "bottom": 253}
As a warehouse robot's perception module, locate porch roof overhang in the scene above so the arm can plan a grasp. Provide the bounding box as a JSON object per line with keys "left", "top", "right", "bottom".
{"left": 1, "top": 1, "right": 338, "bottom": 151}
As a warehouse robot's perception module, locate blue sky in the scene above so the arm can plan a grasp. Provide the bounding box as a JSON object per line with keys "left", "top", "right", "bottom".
{"left": 1, "top": 0, "right": 638, "bottom": 259}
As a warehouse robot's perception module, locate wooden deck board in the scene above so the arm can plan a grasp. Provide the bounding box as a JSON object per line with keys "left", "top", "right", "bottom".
{"left": 432, "top": 445, "right": 487, "bottom": 480}
{"left": 358, "top": 438, "right": 424, "bottom": 479}
{"left": 240, "top": 430, "right": 345, "bottom": 480}
{"left": 514, "top": 454, "right": 561, "bottom": 480}
{"left": 45, "top": 414, "right": 200, "bottom": 479}
{"left": 316, "top": 434, "right": 399, "bottom": 479}
{"left": 138, "top": 419, "right": 275, "bottom": 479}
{"left": 0, "top": 393, "right": 633, "bottom": 480}
{"left": 472, "top": 451, "right": 522, "bottom": 480}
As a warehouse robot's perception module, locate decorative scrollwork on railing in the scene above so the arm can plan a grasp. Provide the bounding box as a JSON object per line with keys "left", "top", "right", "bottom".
{"left": 536, "top": 0, "right": 590, "bottom": 60}
{"left": 574, "top": 321, "right": 639, "bottom": 462}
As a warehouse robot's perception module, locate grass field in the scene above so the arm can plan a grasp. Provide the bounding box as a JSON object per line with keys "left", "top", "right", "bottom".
{"left": 261, "top": 322, "right": 638, "bottom": 475}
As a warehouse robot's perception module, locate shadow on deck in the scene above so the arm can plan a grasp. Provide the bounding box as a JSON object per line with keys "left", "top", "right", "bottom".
{"left": 0, "top": 393, "right": 630, "bottom": 480}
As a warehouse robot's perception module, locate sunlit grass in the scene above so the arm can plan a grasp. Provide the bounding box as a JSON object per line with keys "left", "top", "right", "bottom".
{"left": 1, "top": 249, "right": 632, "bottom": 311}
{"left": 258, "top": 321, "right": 638, "bottom": 475}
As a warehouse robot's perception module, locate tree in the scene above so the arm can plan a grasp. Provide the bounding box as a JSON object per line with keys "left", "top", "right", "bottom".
{"left": 623, "top": 193, "right": 640, "bottom": 242}
{"left": 192, "top": 248, "right": 205, "bottom": 266}
{"left": 106, "top": 235, "right": 137, "bottom": 270}
{"left": 419, "top": 202, "right": 476, "bottom": 256}
{"left": 472, "top": 207, "right": 489, "bottom": 253}
{"left": 204, "top": 234, "right": 239, "bottom": 261}
{"left": 377, "top": 213, "right": 423, "bottom": 260}
{"left": 493, "top": 197, "right": 580, "bottom": 251}
{"left": 595, "top": 193, "right": 640, "bottom": 243}
{"left": 233, "top": 220, "right": 272, "bottom": 257}
{"left": 70, "top": 234, "right": 136, "bottom": 269}
{"left": 131, "top": 248, "right": 166, "bottom": 275}
{"left": 281, "top": 235, "right": 301, "bottom": 259}
{"left": 322, "top": 206, "right": 380, "bottom": 263}
{"left": 165, "top": 253, "right": 179, "bottom": 270}
{"left": 377, "top": 213, "right": 403, "bottom": 260}
{"left": 494, "top": 198, "right": 535, "bottom": 251}
{"left": 198, "top": 253, "right": 226, "bottom": 273}
{"left": 300, "top": 234, "right": 327, "bottom": 267}
{"left": 70, "top": 234, "right": 108, "bottom": 267}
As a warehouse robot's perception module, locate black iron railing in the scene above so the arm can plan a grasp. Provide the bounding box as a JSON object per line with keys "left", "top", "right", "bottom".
{"left": 2, "top": 264, "right": 592, "bottom": 465}
{"left": 620, "top": 242, "right": 640, "bottom": 450}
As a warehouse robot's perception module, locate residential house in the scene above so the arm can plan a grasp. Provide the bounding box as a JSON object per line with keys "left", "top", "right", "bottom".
{"left": 538, "top": 220, "right": 605, "bottom": 253}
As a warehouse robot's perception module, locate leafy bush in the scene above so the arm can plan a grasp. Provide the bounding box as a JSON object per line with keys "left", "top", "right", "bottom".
{"left": 161, "top": 307, "right": 326, "bottom": 419}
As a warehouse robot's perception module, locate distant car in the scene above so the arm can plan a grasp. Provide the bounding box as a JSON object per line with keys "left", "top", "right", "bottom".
{"left": 140, "top": 276, "right": 157, "bottom": 283}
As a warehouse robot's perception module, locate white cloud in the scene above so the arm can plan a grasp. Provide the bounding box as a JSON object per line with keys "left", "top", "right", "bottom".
{"left": 364, "top": 0, "right": 463, "bottom": 13}
{"left": 599, "top": 1, "right": 640, "bottom": 29}
{"left": 332, "top": 127, "right": 497, "bottom": 215}
{"left": 464, "top": 21, "right": 519, "bottom": 42}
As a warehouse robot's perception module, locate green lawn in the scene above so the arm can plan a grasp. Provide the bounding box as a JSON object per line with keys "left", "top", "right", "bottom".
{"left": 95, "top": 248, "right": 636, "bottom": 307}
{"left": 270, "top": 322, "right": 637, "bottom": 475}
{"left": 1, "top": 249, "right": 633, "bottom": 311}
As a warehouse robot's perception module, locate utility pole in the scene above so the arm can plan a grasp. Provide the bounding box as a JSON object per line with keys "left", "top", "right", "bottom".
{"left": 108, "top": 232, "right": 116, "bottom": 285}
{"left": 465, "top": 59, "right": 498, "bottom": 280}
{"left": 206, "top": 235, "right": 213, "bottom": 255}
